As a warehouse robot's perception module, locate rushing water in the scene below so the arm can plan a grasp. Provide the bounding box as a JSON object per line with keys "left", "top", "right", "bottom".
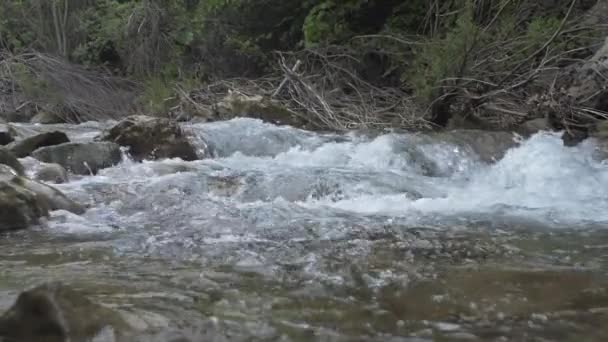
{"left": 2, "top": 118, "right": 608, "bottom": 341}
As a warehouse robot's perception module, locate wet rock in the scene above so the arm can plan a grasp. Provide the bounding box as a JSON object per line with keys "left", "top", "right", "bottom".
{"left": 34, "top": 163, "right": 69, "bottom": 184}
{"left": 517, "top": 118, "right": 551, "bottom": 137}
{"left": 216, "top": 92, "right": 308, "bottom": 128}
{"left": 0, "top": 147, "right": 25, "bottom": 175}
{"left": 433, "top": 130, "right": 519, "bottom": 163}
{"left": 30, "top": 111, "right": 64, "bottom": 124}
{"left": 13, "top": 175, "right": 84, "bottom": 214}
{"left": 562, "top": 129, "right": 588, "bottom": 147}
{"left": 0, "top": 170, "right": 49, "bottom": 232}
{"left": 101, "top": 115, "right": 199, "bottom": 161}
{"left": 32, "top": 142, "right": 122, "bottom": 175}
{"left": 0, "top": 124, "right": 14, "bottom": 145}
{"left": 9, "top": 131, "right": 70, "bottom": 158}
{"left": 0, "top": 282, "right": 130, "bottom": 342}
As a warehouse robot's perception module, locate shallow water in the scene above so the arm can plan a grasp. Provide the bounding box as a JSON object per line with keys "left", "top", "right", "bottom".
{"left": 2, "top": 118, "right": 608, "bottom": 341}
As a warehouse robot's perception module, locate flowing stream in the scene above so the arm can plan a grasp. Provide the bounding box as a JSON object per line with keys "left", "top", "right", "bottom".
{"left": 2, "top": 118, "right": 608, "bottom": 341}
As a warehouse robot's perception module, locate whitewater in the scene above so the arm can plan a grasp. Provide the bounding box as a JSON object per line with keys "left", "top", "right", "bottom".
{"left": 2, "top": 118, "right": 608, "bottom": 341}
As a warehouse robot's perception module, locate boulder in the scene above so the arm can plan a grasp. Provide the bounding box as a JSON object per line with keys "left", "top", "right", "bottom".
{"left": 9, "top": 131, "right": 70, "bottom": 158}
{"left": 216, "top": 92, "right": 308, "bottom": 127}
{"left": 0, "top": 124, "right": 14, "bottom": 145}
{"left": 30, "top": 112, "right": 64, "bottom": 124}
{"left": 14, "top": 176, "right": 84, "bottom": 214}
{"left": 31, "top": 142, "right": 122, "bottom": 175}
{"left": 0, "top": 164, "right": 84, "bottom": 231}
{"left": 101, "top": 115, "right": 198, "bottom": 161}
{"left": 35, "top": 163, "right": 69, "bottom": 184}
{"left": 0, "top": 283, "right": 130, "bottom": 342}
{"left": 0, "top": 176, "right": 49, "bottom": 232}
{"left": 0, "top": 148, "right": 25, "bottom": 175}
{"left": 516, "top": 118, "right": 552, "bottom": 137}
{"left": 433, "top": 130, "right": 519, "bottom": 163}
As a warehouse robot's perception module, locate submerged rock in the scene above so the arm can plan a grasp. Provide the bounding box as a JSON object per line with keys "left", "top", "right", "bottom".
{"left": 32, "top": 142, "right": 122, "bottom": 175}
{"left": 433, "top": 129, "right": 519, "bottom": 163}
{"left": 34, "top": 163, "right": 69, "bottom": 184}
{"left": 0, "top": 147, "right": 25, "bottom": 175}
{"left": 517, "top": 118, "right": 552, "bottom": 137}
{"left": 0, "top": 283, "right": 130, "bottom": 342}
{"left": 101, "top": 115, "right": 199, "bottom": 161}
{"left": 9, "top": 131, "right": 70, "bottom": 158}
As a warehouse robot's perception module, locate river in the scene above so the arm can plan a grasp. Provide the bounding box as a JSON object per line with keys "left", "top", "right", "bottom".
{"left": 1, "top": 118, "right": 608, "bottom": 341}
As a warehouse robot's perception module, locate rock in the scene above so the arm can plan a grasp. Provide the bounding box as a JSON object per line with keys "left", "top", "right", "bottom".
{"left": 517, "top": 118, "right": 551, "bottom": 137}
{"left": 0, "top": 283, "right": 130, "bottom": 342}
{"left": 35, "top": 163, "right": 69, "bottom": 184}
{"left": 9, "top": 131, "right": 70, "bottom": 158}
{"left": 562, "top": 129, "right": 589, "bottom": 147}
{"left": 14, "top": 176, "right": 84, "bottom": 214}
{"left": 0, "top": 124, "right": 14, "bottom": 145}
{"left": 216, "top": 92, "right": 308, "bottom": 128}
{"left": 101, "top": 115, "right": 198, "bottom": 161}
{"left": 0, "top": 148, "right": 25, "bottom": 175}
{"left": 32, "top": 142, "right": 122, "bottom": 175}
{"left": 30, "top": 112, "right": 64, "bottom": 124}
{"left": 592, "top": 120, "right": 608, "bottom": 140}
{"left": 0, "top": 164, "right": 83, "bottom": 231}
{"left": 433, "top": 130, "right": 519, "bottom": 163}
{"left": 0, "top": 180, "right": 49, "bottom": 232}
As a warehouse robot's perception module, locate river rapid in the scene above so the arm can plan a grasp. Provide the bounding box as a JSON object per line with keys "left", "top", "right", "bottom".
{"left": 1, "top": 118, "right": 608, "bottom": 341}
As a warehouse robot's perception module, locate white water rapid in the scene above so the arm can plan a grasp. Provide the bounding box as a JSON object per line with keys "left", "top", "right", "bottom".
{"left": 3, "top": 118, "right": 608, "bottom": 341}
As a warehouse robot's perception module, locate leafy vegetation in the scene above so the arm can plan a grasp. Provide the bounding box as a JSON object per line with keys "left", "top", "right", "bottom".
{"left": 0, "top": 0, "right": 604, "bottom": 127}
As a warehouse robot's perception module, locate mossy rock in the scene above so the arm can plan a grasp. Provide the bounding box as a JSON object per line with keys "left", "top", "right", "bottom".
{"left": 0, "top": 282, "right": 131, "bottom": 342}
{"left": 0, "top": 148, "right": 25, "bottom": 175}
{"left": 101, "top": 116, "right": 200, "bottom": 162}
{"left": 216, "top": 93, "right": 308, "bottom": 128}
{"left": 0, "top": 176, "right": 49, "bottom": 232}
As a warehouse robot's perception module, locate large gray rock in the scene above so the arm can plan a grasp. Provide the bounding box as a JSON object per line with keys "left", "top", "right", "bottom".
{"left": 14, "top": 176, "right": 84, "bottom": 214}
{"left": 0, "top": 177, "right": 49, "bottom": 232}
{"left": 517, "top": 118, "right": 552, "bottom": 137}
{"left": 0, "top": 148, "right": 24, "bottom": 175}
{"left": 101, "top": 115, "right": 199, "bottom": 161}
{"left": 32, "top": 142, "right": 122, "bottom": 175}
{"left": 35, "top": 163, "right": 69, "bottom": 184}
{"left": 215, "top": 93, "right": 308, "bottom": 127}
{"left": 0, "top": 164, "right": 84, "bottom": 231}
{"left": 9, "top": 131, "right": 70, "bottom": 158}
{"left": 30, "top": 112, "right": 63, "bottom": 124}
{"left": 432, "top": 130, "right": 519, "bottom": 163}
{"left": 0, "top": 283, "right": 130, "bottom": 342}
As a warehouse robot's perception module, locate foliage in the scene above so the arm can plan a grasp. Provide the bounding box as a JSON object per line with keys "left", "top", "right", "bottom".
{"left": 0, "top": 0, "right": 604, "bottom": 123}
{"left": 408, "top": 2, "right": 482, "bottom": 100}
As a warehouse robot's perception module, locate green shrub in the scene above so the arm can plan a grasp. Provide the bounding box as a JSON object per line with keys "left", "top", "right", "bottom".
{"left": 140, "top": 77, "right": 176, "bottom": 115}
{"left": 408, "top": 2, "right": 481, "bottom": 100}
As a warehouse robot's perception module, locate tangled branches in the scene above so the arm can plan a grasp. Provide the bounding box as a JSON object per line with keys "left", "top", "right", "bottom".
{"left": 0, "top": 51, "right": 137, "bottom": 122}
{"left": 271, "top": 47, "right": 428, "bottom": 130}
{"left": 419, "top": 0, "right": 608, "bottom": 130}
{"left": 177, "top": 45, "right": 428, "bottom": 131}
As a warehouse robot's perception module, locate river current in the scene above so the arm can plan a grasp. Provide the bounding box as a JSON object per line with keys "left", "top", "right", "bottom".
{"left": 1, "top": 118, "right": 608, "bottom": 341}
